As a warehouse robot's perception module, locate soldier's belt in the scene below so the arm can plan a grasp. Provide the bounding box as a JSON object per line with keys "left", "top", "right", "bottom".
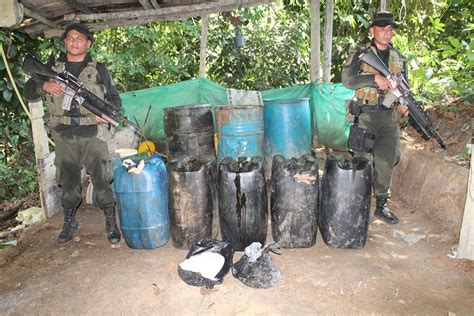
{"left": 349, "top": 101, "right": 391, "bottom": 116}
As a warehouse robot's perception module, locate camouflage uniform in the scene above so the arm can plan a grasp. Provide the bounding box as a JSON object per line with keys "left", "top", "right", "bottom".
{"left": 25, "top": 54, "right": 121, "bottom": 209}
{"left": 25, "top": 50, "right": 122, "bottom": 242}
{"left": 342, "top": 41, "right": 407, "bottom": 199}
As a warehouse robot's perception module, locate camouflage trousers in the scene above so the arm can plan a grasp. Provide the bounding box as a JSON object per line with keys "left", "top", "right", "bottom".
{"left": 53, "top": 131, "right": 114, "bottom": 209}
{"left": 352, "top": 109, "right": 401, "bottom": 198}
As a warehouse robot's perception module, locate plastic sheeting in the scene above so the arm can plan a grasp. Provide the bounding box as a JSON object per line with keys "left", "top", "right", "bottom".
{"left": 120, "top": 78, "right": 227, "bottom": 142}
{"left": 120, "top": 78, "right": 355, "bottom": 151}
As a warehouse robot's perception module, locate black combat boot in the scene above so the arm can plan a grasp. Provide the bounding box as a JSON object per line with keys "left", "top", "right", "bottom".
{"left": 374, "top": 196, "right": 399, "bottom": 225}
{"left": 57, "top": 207, "right": 79, "bottom": 243}
{"left": 103, "top": 206, "right": 121, "bottom": 244}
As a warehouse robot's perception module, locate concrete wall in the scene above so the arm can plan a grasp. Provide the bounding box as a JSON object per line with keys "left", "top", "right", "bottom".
{"left": 391, "top": 142, "right": 469, "bottom": 238}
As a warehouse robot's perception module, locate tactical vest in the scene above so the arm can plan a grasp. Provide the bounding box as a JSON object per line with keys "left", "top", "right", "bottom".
{"left": 355, "top": 44, "right": 405, "bottom": 104}
{"left": 48, "top": 58, "right": 106, "bottom": 127}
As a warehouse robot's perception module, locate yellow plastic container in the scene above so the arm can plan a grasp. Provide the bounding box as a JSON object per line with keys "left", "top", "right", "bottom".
{"left": 138, "top": 140, "right": 156, "bottom": 156}
{"left": 214, "top": 133, "right": 218, "bottom": 152}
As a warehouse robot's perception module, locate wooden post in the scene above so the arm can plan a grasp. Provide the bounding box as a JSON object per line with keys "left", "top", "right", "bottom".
{"left": 457, "top": 145, "right": 473, "bottom": 260}
{"left": 199, "top": 15, "right": 209, "bottom": 78}
{"left": 28, "top": 100, "right": 62, "bottom": 218}
{"left": 322, "top": 0, "right": 333, "bottom": 83}
{"left": 310, "top": 0, "right": 321, "bottom": 82}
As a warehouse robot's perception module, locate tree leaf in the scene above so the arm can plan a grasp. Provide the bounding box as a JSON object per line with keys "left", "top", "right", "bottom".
{"left": 3, "top": 89, "right": 12, "bottom": 102}
{"left": 448, "top": 36, "right": 461, "bottom": 49}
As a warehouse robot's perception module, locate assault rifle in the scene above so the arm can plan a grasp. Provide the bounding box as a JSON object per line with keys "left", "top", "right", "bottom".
{"left": 359, "top": 49, "right": 448, "bottom": 149}
{"left": 22, "top": 54, "right": 140, "bottom": 130}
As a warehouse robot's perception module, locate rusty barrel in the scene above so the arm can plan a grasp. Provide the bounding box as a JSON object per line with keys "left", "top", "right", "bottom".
{"left": 216, "top": 105, "right": 264, "bottom": 161}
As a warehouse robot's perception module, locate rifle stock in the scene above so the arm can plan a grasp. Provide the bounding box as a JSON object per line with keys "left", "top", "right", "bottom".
{"left": 358, "top": 49, "right": 448, "bottom": 149}
{"left": 358, "top": 49, "right": 392, "bottom": 77}
{"left": 23, "top": 55, "right": 58, "bottom": 79}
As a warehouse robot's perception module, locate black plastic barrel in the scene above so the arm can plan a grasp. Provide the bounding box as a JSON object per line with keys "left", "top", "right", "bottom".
{"left": 218, "top": 156, "right": 267, "bottom": 251}
{"left": 271, "top": 154, "right": 319, "bottom": 248}
{"left": 167, "top": 155, "right": 217, "bottom": 249}
{"left": 164, "top": 104, "right": 215, "bottom": 159}
{"left": 319, "top": 156, "right": 372, "bottom": 249}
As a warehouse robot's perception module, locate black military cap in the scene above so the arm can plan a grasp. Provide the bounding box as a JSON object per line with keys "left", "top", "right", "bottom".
{"left": 61, "top": 23, "right": 94, "bottom": 43}
{"left": 369, "top": 12, "right": 401, "bottom": 28}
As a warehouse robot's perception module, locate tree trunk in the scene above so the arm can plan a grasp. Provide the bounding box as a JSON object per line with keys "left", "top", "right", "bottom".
{"left": 322, "top": 0, "right": 334, "bottom": 83}
{"left": 310, "top": 0, "right": 321, "bottom": 82}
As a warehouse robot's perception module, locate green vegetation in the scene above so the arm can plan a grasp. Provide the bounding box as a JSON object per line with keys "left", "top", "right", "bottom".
{"left": 1, "top": 0, "right": 472, "bottom": 200}
{"left": 0, "top": 30, "right": 43, "bottom": 200}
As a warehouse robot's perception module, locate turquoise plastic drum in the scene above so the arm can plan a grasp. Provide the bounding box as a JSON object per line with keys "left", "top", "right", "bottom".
{"left": 263, "top": 98, "right": 312, "bottom": 177}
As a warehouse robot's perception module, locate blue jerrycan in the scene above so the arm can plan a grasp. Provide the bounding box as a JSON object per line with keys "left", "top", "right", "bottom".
{"left": 114, "top": 154, "right": 170, "bottom": 249}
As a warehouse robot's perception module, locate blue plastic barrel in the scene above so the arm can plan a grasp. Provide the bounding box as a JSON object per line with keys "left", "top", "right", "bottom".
{"left": 216, "top": 105, "right": 264, "bottom": 161}
{"left": 263, "top": 98, "right": 312, "bottom": 177}
{"left": 114, "top": 154, "right": 170, "bottom": 249}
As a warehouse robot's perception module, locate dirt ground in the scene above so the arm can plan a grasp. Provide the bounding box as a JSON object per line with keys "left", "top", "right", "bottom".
{"left": 0, "top": 198, "right": 473, "bottom": 315}
{"left": 1, "top": 102, "right": 472, "bottom": 314}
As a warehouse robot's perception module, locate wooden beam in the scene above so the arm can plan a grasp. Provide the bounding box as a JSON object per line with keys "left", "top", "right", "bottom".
{"left": 150, "top": 0, "right": 161, "bottom": 9}
{"left": 23, "top": 7, "right": 59, "bottom": 28}
{"left": 139, "top": 0, "right": 154, "bottom": 10}
{"left": 457, "top": 145, "right": 474, "bottom": 260}
{"left": 63, "top": 0, "right": 274, "bottom": 22}
{"left": 41, "top": 0, "right": 273, "bottom": 38}
{"left": 310, "top": 0, "right": 321, "bottom": 82}
{"left": 28, "top": 99, "right": 62, "bottom": 219}
{"left": 322, "top": 0, "right": 333, "bottom": 84}
{"left": 199, "top": 15, "right": 209, "bottom": 78}
{"left": 62, "top": 0, "right": 96, "bottom": 14}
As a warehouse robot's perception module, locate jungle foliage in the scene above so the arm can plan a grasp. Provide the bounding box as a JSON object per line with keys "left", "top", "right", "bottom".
{"left": 0, "top": 0, "right": 472, "bottom": 200}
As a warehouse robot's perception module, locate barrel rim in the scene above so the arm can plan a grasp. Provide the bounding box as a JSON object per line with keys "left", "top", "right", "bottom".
{"left": 216, "top": 105, "right": 263, "bottom": 110}
{"left": 263, "top": 98, "right": 310, "bottom": 104}
{"left": 164, "top": 103, "right": 211, "bottom": 113}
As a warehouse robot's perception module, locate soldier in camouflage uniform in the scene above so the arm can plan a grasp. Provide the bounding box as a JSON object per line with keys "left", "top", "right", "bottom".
{"left": 25, "top": 23, "right": 121, "bottom": 243}
{"left": 342, "top": 12, "right": 410, "bottom": 224}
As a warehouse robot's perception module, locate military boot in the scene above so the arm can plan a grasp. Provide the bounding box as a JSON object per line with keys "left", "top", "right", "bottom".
{"left": 103, "top": 206, "right": 121, "bottom": 244}
{"left": 57, "top": 207, "right": 79, "bottom": 243}
{"left": 374, "top": 196, "right": 399, "bottom": 225}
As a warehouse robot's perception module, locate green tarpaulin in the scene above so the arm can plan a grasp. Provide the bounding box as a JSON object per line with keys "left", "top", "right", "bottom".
{"left": 120, "top": 78, "right": 355, "bottom": 151}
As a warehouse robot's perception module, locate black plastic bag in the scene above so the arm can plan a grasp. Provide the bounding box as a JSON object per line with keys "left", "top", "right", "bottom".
{"left": 232, "top": 242, "right": 282, "bottom": 289}
{"left": 178, "top": 239, "right": 234, "bottom": 289}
